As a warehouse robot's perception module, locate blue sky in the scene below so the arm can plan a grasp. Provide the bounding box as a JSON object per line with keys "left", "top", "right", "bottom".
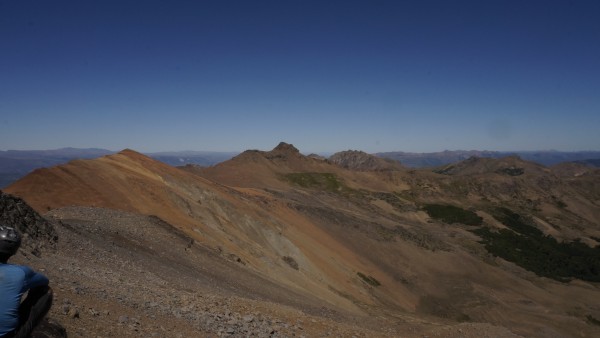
{"left": 1, "top": 0, "right": 599, "bottom": 153}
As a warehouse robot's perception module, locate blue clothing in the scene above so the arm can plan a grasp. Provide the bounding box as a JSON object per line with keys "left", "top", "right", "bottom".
{"left": 0, "top": 264, "right": 49, "bottom": 336}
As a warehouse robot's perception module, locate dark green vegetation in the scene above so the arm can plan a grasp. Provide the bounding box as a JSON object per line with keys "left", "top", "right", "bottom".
{"left": 473, "top": 208, "right": 600, "bottom": 282}
{"left": 357, "top": 272, "right": 381, "bottom": 287}
{"left": 282, "top": 256, "right": 299, "bottom": 270}
{"left": 433, "top": 166, "right": 455, "bottom": 175}
{"left": 491, "top": 207, "right": 541, "bottom": 237}
{"left": 423, "top": 204, "right": 483, "bottom": 226}
{"left": 587, "top": 315, "right": 600, "bottom": 326}
{"left": 496, "top": 167, "right": 524, "bottom": 176}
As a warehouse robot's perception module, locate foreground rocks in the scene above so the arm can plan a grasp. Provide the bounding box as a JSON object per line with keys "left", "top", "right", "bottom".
{"left": 16, "top": 206, "right": 385, "bottom": 337}
{"left": 0, "top": 190, "right": 57, "bottom": 256}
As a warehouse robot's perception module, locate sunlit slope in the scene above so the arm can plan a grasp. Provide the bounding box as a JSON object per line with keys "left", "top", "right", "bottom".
{"left": 5, "top": 148, "right": 416, "bottom": 314}
{"left": 187, "top": 145, "right": 600, "bottom": 336}
{"left": 6, "top": 144, "right": 600, "bottom": 337}
{"left": 413, "top": 156, "right": 600, "bottom": 242}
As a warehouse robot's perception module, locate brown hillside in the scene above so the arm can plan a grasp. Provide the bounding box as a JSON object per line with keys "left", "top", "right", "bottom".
{"left": 417, "top": 156, "right": 600, "bottom": 241}
{"left": 434, "top": 155, "right": 549, "bottom": 177}
{"left": 182, "top": 142, "right": 337, "bottom": 189}
{"left": 183, "top": 142, "right": 403, "bottom": 192}
{"left": 5, "top": 149, "right": 416, "bottom": 316}
{"left": 551, "top": 161, "right": 598, "bottom": 178}
{"left": 6, "top": 143, "right": 600, "bottom": 337}
{"left": 329, "top": 150, "right": 405, "bottom": 171}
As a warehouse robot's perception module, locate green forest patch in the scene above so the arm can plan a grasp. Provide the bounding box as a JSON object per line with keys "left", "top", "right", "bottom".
{"left": 472, "top": 207, "right": 600, "bottom": 282}
{"left": 423, "top": 204, "right": 483, "bottom": 226}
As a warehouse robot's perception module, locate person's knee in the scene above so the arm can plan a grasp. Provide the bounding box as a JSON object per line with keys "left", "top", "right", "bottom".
{"left": 46, "top": 286, "right": 53, "bottom": 299}
{"left": 45, "top": 286, "right": 54, "bottom": 308}
{"left": 29, "top": 285, "right": 51, "bottom": 298}
{"left": 37, "top": 285, "right": 53, "bottom": 309}
{"left": 23, "top": 285, "right": 53, "bottom": 314}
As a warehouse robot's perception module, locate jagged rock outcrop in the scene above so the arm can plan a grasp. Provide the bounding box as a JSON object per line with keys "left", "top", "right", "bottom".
{"left": 222, "top": 142, "right": 304, "bottom": 164}
{"left": 0, "top": 190, "right": 57, "bottom": 256}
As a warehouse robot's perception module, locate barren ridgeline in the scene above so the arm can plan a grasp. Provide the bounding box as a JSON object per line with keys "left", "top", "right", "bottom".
{"left": 2, "top": 142, "right": 600, "bottom": 337}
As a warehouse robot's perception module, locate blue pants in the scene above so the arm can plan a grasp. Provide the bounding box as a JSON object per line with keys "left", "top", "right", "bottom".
{"left": 2, "top": 286, "right": 53, "bottom": 338}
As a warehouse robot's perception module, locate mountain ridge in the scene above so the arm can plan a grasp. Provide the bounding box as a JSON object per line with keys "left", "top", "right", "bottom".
{"left": 5, "top": 148, "right": 398, "bottom": 314}
{"left": 3, "top": 142, "right": 600, "bottom": 336}
{"left": 3, "top": 147, "right": 599, "bottom": 188}
{"left": 329, "top": 150, "right": 405, "bottom": 171}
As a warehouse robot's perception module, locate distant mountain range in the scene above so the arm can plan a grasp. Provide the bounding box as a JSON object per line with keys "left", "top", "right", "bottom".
{"left": 577, "top": 158, "right": 600, "bottom": 167}
{"left": 2, "top": 148, "right": 599, "bottom": 188}
{"left": 376, "top": 150, "right": 600, "bottom": 168}
{"left": 147, "top": 150, "right": 239, "bottom": 167}
{"left": 0, "top": 148, "right": 114, "bottom": 188}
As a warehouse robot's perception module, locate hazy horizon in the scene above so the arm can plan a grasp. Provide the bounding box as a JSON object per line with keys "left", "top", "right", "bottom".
{"left": 1, "top": 1, "right": 599, "bottom": 154}
{"left": 2, "top": 145, "right": 600, "bottom": 155}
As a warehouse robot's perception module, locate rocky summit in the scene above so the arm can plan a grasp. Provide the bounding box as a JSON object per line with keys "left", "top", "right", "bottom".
{"left": 3, "top": 142, "right": 600, "bottom": 337}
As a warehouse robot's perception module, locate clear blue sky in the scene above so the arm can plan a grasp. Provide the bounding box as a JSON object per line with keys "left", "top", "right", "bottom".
{"left": 1, "top": 0, "right": 599, "bottom": 153}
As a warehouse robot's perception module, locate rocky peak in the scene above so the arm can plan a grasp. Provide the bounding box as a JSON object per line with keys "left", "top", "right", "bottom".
{"left": 272, "top": 142, "right": 300, "bottom": 154}
{"left": 265, "top": 142, "right": 302, "bottom": 160}
{"left": 117, "top": 148, "right": 148, "bottom": 158}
